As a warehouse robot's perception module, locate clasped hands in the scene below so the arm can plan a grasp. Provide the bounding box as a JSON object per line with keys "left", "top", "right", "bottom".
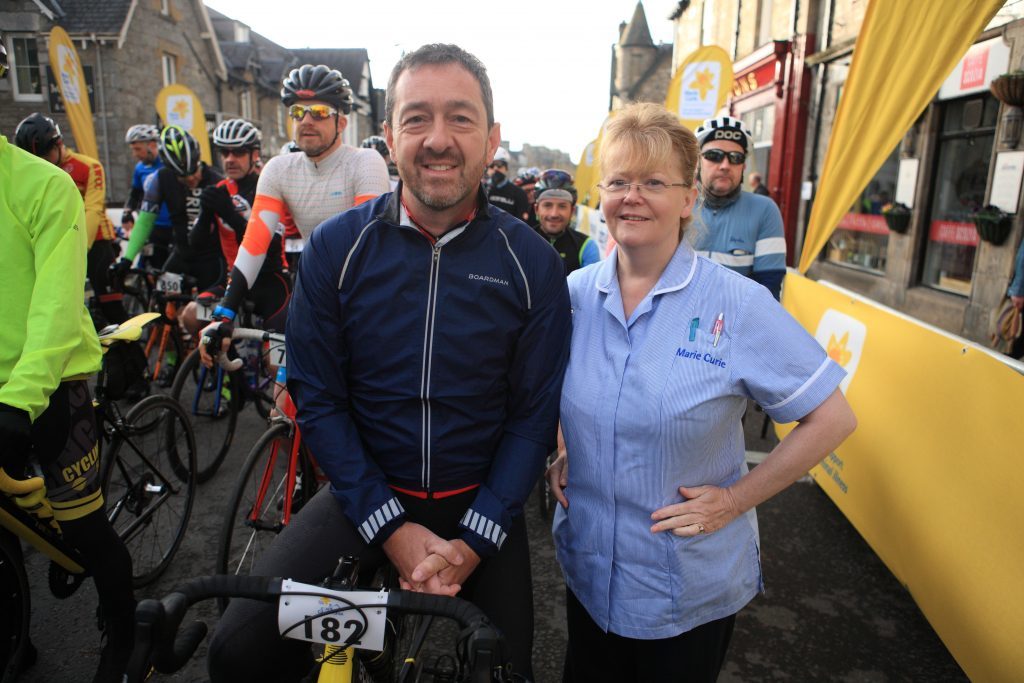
{"left": 382, "top": 522, "right": 480, "bottom": 597}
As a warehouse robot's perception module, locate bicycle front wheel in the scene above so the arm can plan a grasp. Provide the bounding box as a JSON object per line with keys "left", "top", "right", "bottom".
{"left": 217, "top": 421, "right": 316, "bottom": 579}
{"left": 102, "top": 394, "right": 197, "bottom": 587}
{"left": 0, "top": 529, "right": 31, "bottom": 683}
{"left": 170, "top": 349, "right": 238, "bottom": 483}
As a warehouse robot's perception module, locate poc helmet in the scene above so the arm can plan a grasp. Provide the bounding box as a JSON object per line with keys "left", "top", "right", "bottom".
{"left": 694, "top": 115, "right": 753, "bottom": 150}
{"left": 14, "top": 113, "right": 62, "bottom": 157}
{"left": 124, "top": 124, "right": 160, "bottom": 144}
{"left": 213, "top": 118, "right": 262, "bottom": 150}
{"left": 281, "top": 64, "right": 353, "bottom": 114}
{"left": 534, "top": 169, "right": 577, "bottom": 204}
{"left": 158, "top": 125, "right": 201, "bottom": 176}
{"left": 360, "top": 135, "right": 389, "bottom": 158}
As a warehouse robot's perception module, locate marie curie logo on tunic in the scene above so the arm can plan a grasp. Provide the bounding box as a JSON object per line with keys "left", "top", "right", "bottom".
{"left": 57, "top": 45, "right": 82, "bottom": 104}
{"left": 166, "top": 95, "right": 194, "bottom": 130}
{"left": 814, "top": 309, "right": 866, "bottom": 394}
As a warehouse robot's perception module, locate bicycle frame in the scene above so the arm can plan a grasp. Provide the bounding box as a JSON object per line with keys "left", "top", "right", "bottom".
{"left": 0, "top": 471, "right": 85, "bottom": 574}
{"left": 249, "top": 419, "right": 306, "bottom": 529}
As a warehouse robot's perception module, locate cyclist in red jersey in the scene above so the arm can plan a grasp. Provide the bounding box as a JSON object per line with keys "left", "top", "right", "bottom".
{"left": 14, "top": 113, "right": 128, "bottom": 328}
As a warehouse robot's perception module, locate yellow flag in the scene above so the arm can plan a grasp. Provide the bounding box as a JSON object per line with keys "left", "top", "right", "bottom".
{"left": 665, "top": 45, "right": 734, "bottom": 132}
{"left": 798, "top": 0, "right": 1004, "bottom": 272}
{"left": 48, "top": 27, "right": 98, "bottom": 159}
{"left": 155, "top": 84, "right": 212, "bottom": 164}
{"left": 574, "top": 138, "right": 600, "bottom": 209}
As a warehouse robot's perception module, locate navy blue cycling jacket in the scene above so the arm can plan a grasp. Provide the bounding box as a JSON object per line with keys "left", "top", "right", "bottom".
{"left": 286, "top": 187, "right": 571, "bottom": 557}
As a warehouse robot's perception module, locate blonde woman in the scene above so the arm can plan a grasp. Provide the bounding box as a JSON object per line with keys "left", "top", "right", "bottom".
{"left": 547, "top": 102, "right": 856, "bottom": 681}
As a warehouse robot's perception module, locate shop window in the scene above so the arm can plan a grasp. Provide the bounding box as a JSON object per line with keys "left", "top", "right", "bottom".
{"left": 741, "top": 105, "right": 774, "bottom": 189}
{"left": 7, "top": 36, "right": 44, "bottom": 102}
{"left": 824, "top": 147, "right": 898, "bottom": 273}
{"left": 920, "top": 95, "right": 999, "bottom": 296}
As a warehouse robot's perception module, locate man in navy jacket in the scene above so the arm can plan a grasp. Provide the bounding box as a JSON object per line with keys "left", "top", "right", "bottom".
{"left": 209, "top": 43, "right": 569, "bottom": 683}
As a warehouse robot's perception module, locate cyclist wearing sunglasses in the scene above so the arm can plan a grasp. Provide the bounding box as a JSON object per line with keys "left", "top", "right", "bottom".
{"left": 533, "top": 169, "right": 599, "bottom": 275}
{"left": 180, "top": 119, "right": 289, "bottom": 337}
{"left": 14, "top": 113, "right": 128, "bottom": 329}
{"left": 693, "top": 115, "right": 786, "bottom": 300}
{"left": 198, "top": 64, "right": 389, "bottom": 367}
{"left": 113, "top": 126, "right": 225, "bottom": 297}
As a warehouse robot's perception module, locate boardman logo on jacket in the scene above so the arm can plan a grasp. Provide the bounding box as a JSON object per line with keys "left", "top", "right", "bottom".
{"left": 468, "top": 273, "right": 509, "bottom": 286}
{"left": 814, "top": 309, "right": 866, "bottom": 393}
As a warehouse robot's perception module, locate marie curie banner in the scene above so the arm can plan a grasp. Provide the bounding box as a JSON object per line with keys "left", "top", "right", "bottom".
{"left": 776, "top": 272, "right": 1024, "bottom": 682}
{"left": 665, "top": 46, "right": 734, "bottom": 131}
{"left": 155, "top": 84, "right": 212, "bottom": 164}
{"left": 47, "top": 27, "right": 98, "bottom": 159}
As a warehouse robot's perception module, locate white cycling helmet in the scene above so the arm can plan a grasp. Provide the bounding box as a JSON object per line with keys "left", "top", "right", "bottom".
{"left": 125, "top": 124, "right": 160, "bottom": 144}
{"left": 492, "top": 146, "right": 511, "bottom": 164}
{"left": 213, "top": 118, "right": 262, "bottom": 149}
{"left": 694, "top": 115, "right": 753, "bottom": 150}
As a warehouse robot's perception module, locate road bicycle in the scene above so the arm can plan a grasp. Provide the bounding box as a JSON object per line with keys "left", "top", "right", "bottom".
{"left": 125, "top": 556, "right": 516, "bottom": 682}
{"left": 0, "top": 313, "right": 197, "bottom": 680}
{"left": 215, "top": 330, "right": 325, "bottom": 599}
{"left": 169, "top": 320, "right": 281, "bottom": 483}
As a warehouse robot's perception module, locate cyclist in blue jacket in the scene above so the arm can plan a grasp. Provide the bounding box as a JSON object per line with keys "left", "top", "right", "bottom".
{"left": 208, "top": 43, "right": 570, "bottom": 683}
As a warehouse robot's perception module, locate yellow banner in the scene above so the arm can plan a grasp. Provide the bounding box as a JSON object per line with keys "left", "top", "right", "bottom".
{"left": 665, "top": 45, "right": 733, "bottom": 132}
{"left": 47, "top": 27, "right": 98, "bottom": 159}
{"left": 574, "top": 138, "right": 600, "bottom": 208}
{"left": 776, "top": 273, "right": 1024, "bottom": 682}
{"left": 798, "top": 0, "right": 1004, "bottom": 272}
{"left": 155, "top": 84, "right": 212, "bottom": 164}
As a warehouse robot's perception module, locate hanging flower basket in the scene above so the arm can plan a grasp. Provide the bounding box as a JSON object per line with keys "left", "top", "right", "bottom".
{"left": 971, "top": 205, "right": 1013, "bottom": 246}
{"left": 881, "top": 202, "right": 912, "bottom": 234}
{"left": 991, "top": 72, "right": 1024, "bottom": 107}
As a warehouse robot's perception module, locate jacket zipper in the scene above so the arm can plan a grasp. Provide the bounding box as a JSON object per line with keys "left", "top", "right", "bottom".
{"left": 420, "top": 243, "right": 442, "bottom": 489}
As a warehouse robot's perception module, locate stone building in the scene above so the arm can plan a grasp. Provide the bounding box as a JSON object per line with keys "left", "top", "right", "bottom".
{"left": 670, "top": 0, "right": 1024, "bottom": 345}
{"left": 610, "top": 2, "right": 674, "bottom": 111}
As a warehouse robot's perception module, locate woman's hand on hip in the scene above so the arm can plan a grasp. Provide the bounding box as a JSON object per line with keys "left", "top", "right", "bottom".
{"left": 650, "top": 485, "right": 741, "bottom": 537}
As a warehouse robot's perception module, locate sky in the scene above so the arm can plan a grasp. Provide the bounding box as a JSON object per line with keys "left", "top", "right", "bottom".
{"left": 203, "top": 0, "right": 682, "bottom": 164}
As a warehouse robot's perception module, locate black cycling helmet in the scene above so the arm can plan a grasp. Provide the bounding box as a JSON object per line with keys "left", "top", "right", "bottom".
{"left": 213, "top": 118, "right": 262, "bottom": 149}
{"left": 534, "top": 169, "right": 577, "bottom": 204}
{"left": 281, "top": 64, "right": 353, "bottom": 114}
{"left": 14, "top": 113, "right": 62, "bottom": 157}
{"left": 360, "top": 135, "right": 389, "bottom": 158}
{"left": 159, "top": 125, "right": 201, "bottom": 176}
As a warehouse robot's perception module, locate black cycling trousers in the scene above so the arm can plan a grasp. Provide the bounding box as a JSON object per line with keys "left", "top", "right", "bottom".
{"left": 88, "top": 239, "right": 128, "bottom": 327}
{"left": 562, "top": 588, "right": 735, "bottom": 682}
{"left": 208, "top": 486, "right": 534, "bottom": 682}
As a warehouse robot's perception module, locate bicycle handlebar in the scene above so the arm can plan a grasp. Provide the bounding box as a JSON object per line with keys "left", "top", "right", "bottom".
{"left": 213, "top": 327, "right": 275, "bottom": 372}
{"left": 125, "top": 574, "right": 508, "bottom": 683}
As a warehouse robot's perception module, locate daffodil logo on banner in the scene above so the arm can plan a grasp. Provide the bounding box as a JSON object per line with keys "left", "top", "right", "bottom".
{"left": 155, "top": 84, "right": 212, "bottom": 164}
{"left": 814, "top": 309, "right": 867, "bottom": 393}
{"left": 47, "top": 27, "right": 98, "bottom": 159}
{"left": 665, "top": 46, "right": 734, "bottom": 132}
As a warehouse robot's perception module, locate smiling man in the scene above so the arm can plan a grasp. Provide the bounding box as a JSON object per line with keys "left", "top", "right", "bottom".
{"left": 208, "top": 44, "right": 570, "bottom": 683}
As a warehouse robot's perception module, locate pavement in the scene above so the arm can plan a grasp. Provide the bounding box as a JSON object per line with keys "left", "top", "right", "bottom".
{"left": 19, "top": 401, "right": 967, "bottom": 682}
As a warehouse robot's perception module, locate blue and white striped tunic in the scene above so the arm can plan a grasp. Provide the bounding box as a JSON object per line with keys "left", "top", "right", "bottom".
{"left": 553, "top": 240, "right": 845, "bottom": 639}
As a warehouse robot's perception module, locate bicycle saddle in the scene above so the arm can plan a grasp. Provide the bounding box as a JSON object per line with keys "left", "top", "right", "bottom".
{"left": 98, "top": 312, "right": 161, "bottom": 346}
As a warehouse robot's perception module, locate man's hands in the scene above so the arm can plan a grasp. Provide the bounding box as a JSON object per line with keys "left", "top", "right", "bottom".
{"left": 382, "top": 522, "right": 480, "bottom": 597}
{"left": 198, "top": 316, "right": 233, "bottom": 368}
{"left": 1012, "top": 295, "right": 1024, "bottom": 312}
{"left": 200, "top": 185, "right": 235, "bottom": 219}
{"left": 109, "top": 257, "right": 132, "bottom": 281}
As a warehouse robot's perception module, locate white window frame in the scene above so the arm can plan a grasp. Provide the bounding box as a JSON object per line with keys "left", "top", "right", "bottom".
{"left": 160, "top": 0, "right": 170, "bottom": 17}
{"left": 240, "top": 89, "right": 253, "bottom": 120}
{"left": 161, "top": 53, "right": 177, "bottom": 87}
{"left": 6, "top": 35, "right": 45, "bottom": 102}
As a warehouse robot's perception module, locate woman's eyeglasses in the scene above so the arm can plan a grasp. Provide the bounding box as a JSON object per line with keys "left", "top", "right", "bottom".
{"left": 701, "top": 149, "right": 746, "bottom": 165}
{"left": 288, "top": 104, "right": 338, "bottom": 121}
{"left": 597, "top": 179, "right": 689, "bottom": 196}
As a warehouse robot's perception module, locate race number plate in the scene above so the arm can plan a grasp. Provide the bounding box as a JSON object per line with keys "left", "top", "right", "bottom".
{"left": 155, "top": 272, "right": 183, "bottom": 294}
{"left": 267, "top": 333, "right": 286, "bottom": 368}
{"left": 277, "top": 581, "right": 387, "bottom": 651}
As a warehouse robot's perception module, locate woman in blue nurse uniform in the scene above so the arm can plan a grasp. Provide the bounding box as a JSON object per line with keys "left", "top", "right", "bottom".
{"left": 547, "top": 102, "right": 857, "bottom": 682}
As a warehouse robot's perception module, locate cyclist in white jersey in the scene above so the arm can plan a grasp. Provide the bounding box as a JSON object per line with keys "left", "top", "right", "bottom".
{"left": 199, "top": 64, "right": 390, "bottom": 364}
